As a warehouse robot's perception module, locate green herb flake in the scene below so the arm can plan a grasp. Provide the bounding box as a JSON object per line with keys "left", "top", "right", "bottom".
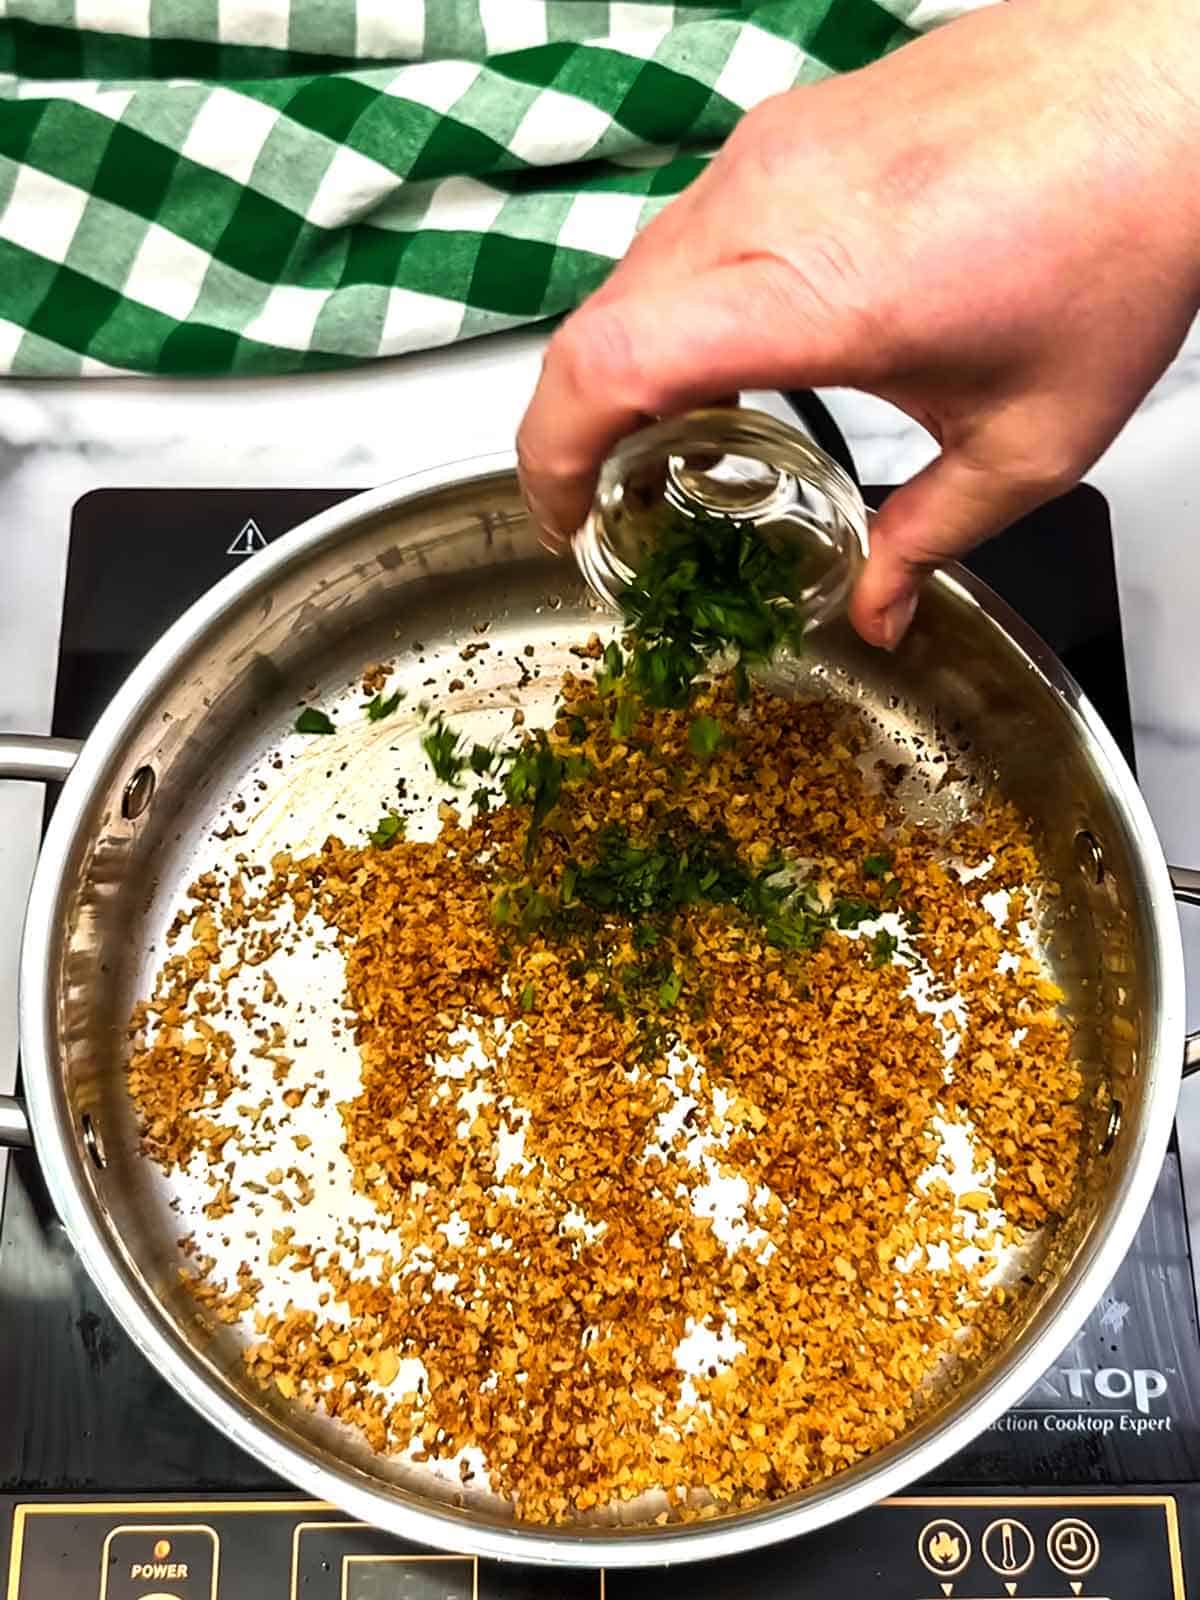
{"left": 503, "top": 737, "right": 565, "bottom": 863}
{"left": 422, "top": 717, "right": 466, "bottom": 786}
{"left": 762, "top": 910, "right": 827, "bottom": 952}
{"left": 833, "top": 897, "right": 875, "bottom": 929}
{"left": 863, "top": 852, "right": 892, "bottom": 879}
{"left": 611, "top": 696, "right": 638, "bottom": 741}
{"left": 688, "top": 715, "right": 724, "bottom": 758}
{"left": 294, "top": 707, "right": 335, "bottom": 735}
{"left": 617, "top": 511, "right": 806, "bottom": 711}
{"left": 491, "top": 882, "right": 553, "bottom": 938}
{"left": 870, "top": 928, "right": 900, "bottom": 968}
{"left": 519, "top": 980, "right": 536, "bottom": 1012}
{"left": 368, "top": 811, "right": 406, "bottom": 848}
{"left": 364, "top": 690, "right": 403, "bottom": 722}
{"left": 595, "top": 640, "right": 625, "bottom": 698}
{"left": 657, "top": 967, "right": 684, "bottom": 1009}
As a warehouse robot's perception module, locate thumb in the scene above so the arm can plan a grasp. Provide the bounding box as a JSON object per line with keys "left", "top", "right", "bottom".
{"left": 848, "top": 450, "right": 1042, "bottom": 650}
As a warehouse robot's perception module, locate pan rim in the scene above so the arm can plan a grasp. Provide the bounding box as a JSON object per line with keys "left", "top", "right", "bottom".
{"left": 17, "top": 457, "right": 1186, "bottom": 1566}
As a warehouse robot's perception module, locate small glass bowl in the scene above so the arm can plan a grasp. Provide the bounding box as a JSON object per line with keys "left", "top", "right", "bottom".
{"left": 573, "top": 406, "right": 868, "bottom": 631}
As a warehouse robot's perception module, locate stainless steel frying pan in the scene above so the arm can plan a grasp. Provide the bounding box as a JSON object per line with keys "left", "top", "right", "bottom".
{"left": 0, "top": 455, "right": 1195, "bottom": 1567}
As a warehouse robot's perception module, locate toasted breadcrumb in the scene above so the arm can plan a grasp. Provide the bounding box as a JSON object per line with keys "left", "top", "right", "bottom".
{"left": 128, "top": 672, "right": 1082, "bottom": 1523}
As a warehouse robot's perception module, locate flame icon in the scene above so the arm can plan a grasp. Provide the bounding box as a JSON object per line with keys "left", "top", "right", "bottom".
{"left": 929, "top": 1531, "right": 962, "bottom": 1567}
{"left": 918, "top": 1519, "right": 971, "bottom": 1577}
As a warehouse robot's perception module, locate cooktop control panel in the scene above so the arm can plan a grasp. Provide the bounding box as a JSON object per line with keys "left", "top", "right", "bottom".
{"left": 0, "top": 1496, "right": 1185, "bottom": 1599}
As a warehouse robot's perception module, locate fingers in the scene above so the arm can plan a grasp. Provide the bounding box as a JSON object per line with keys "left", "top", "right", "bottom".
{"left": 848, "top": 450, "right": 1054, "bottom": 649}
{"left": 518, "top": 254, "right": 871, "bottom": 543}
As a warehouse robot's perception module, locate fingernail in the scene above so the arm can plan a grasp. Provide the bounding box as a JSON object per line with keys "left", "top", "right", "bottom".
{"left": 879, "top": 592, "right": 918, "bottom": 652}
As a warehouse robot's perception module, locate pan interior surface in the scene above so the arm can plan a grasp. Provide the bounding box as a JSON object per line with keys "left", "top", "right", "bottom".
{"left": 31, "top": 467, "right": 1176, "bottom": 1563}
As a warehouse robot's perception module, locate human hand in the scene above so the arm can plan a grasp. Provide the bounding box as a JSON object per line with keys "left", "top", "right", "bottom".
{"left": 517, "top": 0, "right": 1200, "bottom": 648}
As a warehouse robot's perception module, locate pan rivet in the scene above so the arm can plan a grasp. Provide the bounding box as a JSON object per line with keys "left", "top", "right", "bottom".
{"left": 1074, "top": 829, "right": 1105, "bottom": 886}
{"left": 81, "top": 1112, "right": 107, "bottom": 1170}
{"left": 121, "top": 765, "right": 156, "bottom": 820}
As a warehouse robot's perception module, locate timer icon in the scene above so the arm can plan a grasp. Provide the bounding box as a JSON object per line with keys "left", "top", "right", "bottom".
{"left": 1048, "top": 1519, "right": 1101, "bottom": 1576}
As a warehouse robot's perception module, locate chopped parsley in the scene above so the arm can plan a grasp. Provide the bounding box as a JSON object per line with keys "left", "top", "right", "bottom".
{"left": 863, "top": 852, "right": 892, "bottom": 879}
{"left": 503, "top": 737, "right": 564, "bottom": 863}
{"left": 688, "top": 715, "right": 724, "bottom": 758}
{"left": 617, "top": 510, "right": 806, "bottom": 710}
{"left": 539, "top": 827, "right": 884, "bottom": 958}
{"left": 611, "top": 696, "right": 638, "bottom": 741}
{"left": 491, "top": 883, "right": 554, "bottom": 938}
{"left": 364, "top": 690, "right": 403, "bottom": 722}
{"left": 563, "top": 828, "right": 748, "bottom": 921}
{"left": 294, "top": 707, "right": 335, "bottom": 735}
{"left": 368, "top": 811, "right": 405, "bottom": 849}
{"left": 421, "top": 717, "right": 466, "bottom": 786}
{"left": 870, "top": 928, "right": 900, "bottom": 968}
{"left": 594, "top": 640, "right": 626, "bottom": 699}
{"left": 833, "top": 897, "right": 875, "bottom": 929}
{"left": 657, "top": 967, "right": 684, "bottom": 1009}
{"left": 414, "top": 716, "right": 574, "bottom": 861}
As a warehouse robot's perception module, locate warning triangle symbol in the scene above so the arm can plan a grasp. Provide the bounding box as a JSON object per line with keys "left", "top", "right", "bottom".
{"left": 227, "top": 517, "right": 268, "bottom": 556}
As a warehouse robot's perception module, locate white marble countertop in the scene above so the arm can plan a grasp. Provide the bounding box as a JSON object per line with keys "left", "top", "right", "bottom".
{"left": 1, "top": 320, "right": 1199, "bottom": 1260}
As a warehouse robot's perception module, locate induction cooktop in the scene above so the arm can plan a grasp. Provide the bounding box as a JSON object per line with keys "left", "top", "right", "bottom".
{"left": 0, "top": 471, "right": 1193, "bottom": 1599}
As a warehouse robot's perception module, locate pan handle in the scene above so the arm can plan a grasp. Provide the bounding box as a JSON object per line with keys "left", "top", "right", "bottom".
{"left": 1170, "top": 866, "right": 1200, "bottom": 1078}
{"left": 0, "top": 1097, "right": 30, "bottom": 1147}
{"left": 0, "top": 735, "right": 82, "bottom": 1149}
{"left": 0, "top": 734, "right": 82, "bottom": 784}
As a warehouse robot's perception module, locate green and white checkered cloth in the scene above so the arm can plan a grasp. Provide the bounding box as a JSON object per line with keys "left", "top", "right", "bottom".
{"left": 0, "top": 0, "right": 981, "bottom": 377}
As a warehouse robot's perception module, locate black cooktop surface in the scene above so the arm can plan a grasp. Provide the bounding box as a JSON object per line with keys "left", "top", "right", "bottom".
{"left": 0, "top": 483, "right": 1193, "bottom": 1598}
